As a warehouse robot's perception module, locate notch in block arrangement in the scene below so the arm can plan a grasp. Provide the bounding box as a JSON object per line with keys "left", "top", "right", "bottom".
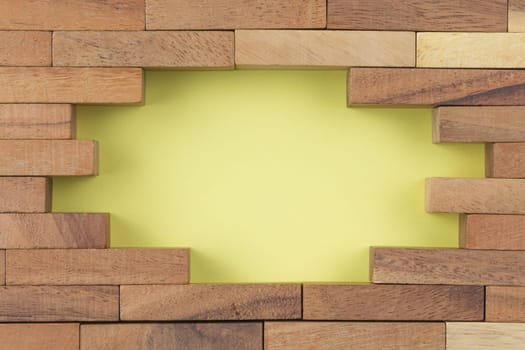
{"left": 0, "top": 177, "right": 51, "bottom": 213}
{"left": 460, "top": 214, "right": 525, "bottom": 250}
{"left": 486, "top": 143, "right": 525, "bottom": 178}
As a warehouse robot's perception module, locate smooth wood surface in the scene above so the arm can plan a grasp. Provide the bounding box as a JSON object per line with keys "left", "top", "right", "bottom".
{"left": 0, "top": 286, "right": 118, "bottom": 321}
{"left": 0, "top": 177, "right": 50, "bottom": 213}
{"left": 235, "top": 30, "right": 415, "bottom": 68}
{"left": 433, "top": 107, "right": 525, "bottom": 143}
{"left": 460, "top": 214, "right": 525, "bottom": 250}
{"left": 372, "top": 247, "right": 525, "bottom": 286}
{"left": 0, "top": 31, "right": 51, "bottom": 66}
{"left": 0, "top": 0, "right": 144, "bottom": 30}
{"left": 53, "top": 31, "right": 234, "bottom": 69}
{"left": 486, "top": 286, "right": 525, "bottom": 322}
{"left": 303, "top": 284, "right": 483, "bottom": 321}
{"left": 0, "top": 213, "right": 109, "bottom": 249}
{"left": 486, "top": 143, "right": 525, "bottom": 178}
{"left": 447, "top": 323, "right": 525, "bottom": 349}
{"left": 348, "top": 69, "right": 525, "bottom": 106}
{"left": 0, "top": 251, "right": 4, "bottom": 285}
{"left": 6, "top": 248, "right": 189, "bottom": 285}
{"left": 121, "top": 284, "right": 301, "bottom": 321}
{"left": 0, "top": 140, "right": 98, "bottom": 176}
{"left": 510, "top": 1, "right": 525, "bottom": 32}
{"left": 147, "top": 0, "right": 326, "bottom": 29}
{"left": 265, "top": 322, "right": 445, "bottom": 350}
{"left": 426, "top": 178, "right": 525, "bottom": 214}
{"left": 0, "top": 323, "right": 79, "bottom": 350}
{"left": 0, "top": 68, "right": 143, "bottom": 104}
{"left": 81, "top": 323, "right": 262, "bottom": 350}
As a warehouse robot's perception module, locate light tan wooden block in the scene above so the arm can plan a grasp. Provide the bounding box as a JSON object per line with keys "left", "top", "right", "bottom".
{"left": 120, "top": 284, "right": 301, "bottom": 321}
{"left": 426, "top": 178, "right": 525, "bottom": 214}
{"left": 486, "top": 143, "right": 525, "bottom": 178}
{"left": 0, "top": 323, "right": 79, "bottom": 350}
{"left": 0, "top": 251, "right": 4, "bottom": 285}
{"left": 447, "top": 323, "right": 525, "bottom": 349}
{"left": 0, "top": 68, "right": 143, "bottom": 104}
{"left": 486, "top": 286, "right": 525, "bottom": 322}
{"left": 0, "top": 286, "right": 118, "bottom": 322}
{"left": 0, "top": 0, "right": 144, "bottom": 30}
{"left": 147, "top": 0, "right": 325, "bottom": 29}
{"left": 0, "top": 213, "right": 109, "bottom": 249}
{"left": 0, "top": 177, "right": 50, "bottom": 213}
{"left": 433, "top": 107, "right": 525, "bottom": 143}
{"left": 265, "top": 322, "right": 445, "bottom": 350}
{"left": 510, "top": 1, "right": 525, "bottom": 32}
{"left": 460, "top": 214, "right": 525, "bottom": 250}
{"left": 235, "top": 30, "right": 415, "bottom": 68}
{"left": 372, "top": 247, "right": 525, "bottom": 286}
{"left": 0, "top": 31, "right": 51, "bottom": 66}
{"left": 53, "top": 31, "right": 234, "bottom": 69}
{"left": 6, "top": 248, "right": 189, "bottom": 285}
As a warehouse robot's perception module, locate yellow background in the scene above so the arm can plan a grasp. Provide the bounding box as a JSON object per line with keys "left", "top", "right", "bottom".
{"left": 53, "top": 70, "right": 483, "bottom": 283}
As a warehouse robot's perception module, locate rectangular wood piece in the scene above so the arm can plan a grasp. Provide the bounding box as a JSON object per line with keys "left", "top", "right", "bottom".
{"left": 0, "top": 177, "right": 50, "bottom": 213}
{"left": 486, "top": 143, "right": 525, "bottom": 178}
{"left": 0, "top": 323, "right": 79, "bottom": 350}
{"left": 460, "top": 214, "right": 525, "bottom": 250}
{"left": 0, "top": 31, "right": 51, "bottom": 66}
{"left": 486, "top": 286, "right": 525, "bottom": 322}
{"left": 510, "top": 1, "right": 525, "bottom": 32}
{"left": 447, "top": 323, "right": 525, "bottom": 349}
{"left": 0, "top": 251, "right": 4, "bottom": 285}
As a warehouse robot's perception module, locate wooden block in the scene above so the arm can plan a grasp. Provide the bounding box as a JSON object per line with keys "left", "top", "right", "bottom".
{"left": 486, "top": 286, "right": 525, "bottom": 322}
{"left": 0, "top": 286, "right": 118, "bottom": 321}
{"left": 303, "top": 284, "right": 483, "bottom": 321}
{"left": 0, "top": 251, "right": 4, "bottom": 285}
{"left": 433, "top": 107, "right": 525, "bottom": 143}
{"left": 81, "top": 323, "right": 262, "bottom": 350}
{"left": 120, "top": 284, "right": 301, "bottom": 321}
{"left": 0, "top": 177, "right": 50, "bottom": 213}
{"left": 235, "top": 30, "right": 415, "bottom": 68}
{"left": 0, "top": 68, "right": 143, "bottom": 104}
{"left": 510, "top": 1, "right": 525, "bottom": 32}
{"left": 0, "top": 140, "right": 98, "bottom": 176}
{"left": 265, "top": 322, "right": 445, "bottom": 350}
{"left": 372, "top": 247, "right": 525, "bottom": 286}
{"left": 460, "top": 214, "right": 525, "bottom": 250}
{"left": 0, "top": 324, "right": 79, "bottom": 350}
{"left": 146, "top": 0, "right": 325, "bottom": 30}
{"left": 0, "top": 0, "right": 144, "bottom": 30}
{"left": 0, "top": 213, "right": 109, "bottom": 249}
{"left": 486, "top": 143, "right": 525, "bottom": 178}
{"left": 447, "top": 323, "right": 525, "bottom": 349}
{"left": 348, "top": 68, "right": 525, "bottom": 106}
{"left": 0, "top": 31, "right": 51, "bottom": 66}
{"left": 426, "top": 178, "right": 525, "bottom": 214}
{"left": 6, "top": 248, "right": 189, "bottom": 285}
{"left": 53, "top": 31, "right": 234, "bottom": 69}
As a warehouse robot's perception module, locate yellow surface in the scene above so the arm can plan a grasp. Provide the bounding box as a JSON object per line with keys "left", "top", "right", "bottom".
{"left": 53, "top": 70, "right": 484, "bottom": 283}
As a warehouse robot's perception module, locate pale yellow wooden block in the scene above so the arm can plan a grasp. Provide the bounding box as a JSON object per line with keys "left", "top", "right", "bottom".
{"left": 447, "top": 323, "right": 525, "bottom": 349}
{"left": 510, "top": 1, "right": 525, "bottom": 32}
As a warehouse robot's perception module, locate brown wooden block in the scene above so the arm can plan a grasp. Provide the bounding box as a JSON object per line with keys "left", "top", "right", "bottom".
{"left": 303, "top": 284, "right": 483, "bottom": 321}
{"left": 0, "top": 323, "right": 79, "bottom": 350}
{"left": 235, "top": 30, "right": 415, "bottom": 68}
{"left": 486, "top": 286, "right": 525, "bottom": 322}
{"left": 146, "top": 0, "right": 325, "bottom": 30}
{"left": 510, "top": 1, "right": 525, "bottom": 32}
{"left": 460, "top": 214, "right": 525, "bottom": 250}
{"left": 327, "top": 0, "right": 507, "bottom": 31}
{"left": 0, "top": 213, "right": 109, "bottom": 249}
{"left": 0, "top": 177, "right": 50, "bottom": 213}
{"left": 486, "top": 143, "right": 525, "bottom": 178}
{"left": 433, "top": 107, "right": 525, "bottom": 143}
{"left": 426, "top": 178, "right": 525, "bottom": 214}
{"left": 0, "top": 286, "right": 118, "bottom": 322}
{"left": 6, "top": 248, "right": 189, "bottom": 285}
{"left": 447, "top": 323, "right": 525, "bottom": 349}
{"left": 0, "top": 31, "right": 51, "bottom": 66}
{"left": 0, "top": 250, "right": 4, "bottom": 285}
{"left": 372, "top": 247, "right": 525, "bottom": 286}
{"left": 265, "top": 322, "right": 445, "bottom": 350}
{"left": 120, "top": 284, "right": 301, "bottom": 321}
{"left": 0, "top": 68, "right": 143, "bottom": 104}
{"left": 0, "top": 0, "right": 144, "bottom": 30}
{"left": 53, "top": 31, "right": 234, "bottom": 69}
{"left": 347, "top": 68, "right": 525, "bottom": 107}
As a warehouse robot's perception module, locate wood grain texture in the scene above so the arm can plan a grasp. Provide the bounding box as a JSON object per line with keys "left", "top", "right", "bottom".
{"left": 348, "top": 68, "right": 525, "bottom": 106}
{"left": 0, "top": 0, "right": 144, "bottom": 30}
{"left": 120, "top": 284, "right": 301, "bottom": 321}
{"left": 486, "top": 286, "right": 525, "bottom": 322}
{"left": 0, "top": 286, "right": 118, "bottom": 321}
{"left": 235, "top": 30, "right": 415, "bottom": 68}
{"left": 460, "top": 214, "right": 525, "bottom": 250}
{"left": 6, "top": 248, "right": 189, "bottom": 285}
{"left": 327, "top": 0, "right": 507, "bottom": 31}
{"left": 486, "top": 143, "right": 525, "bottom": 178}
{"left": 303, "top": 284, "right": 483, "bottom": 321}
{"left": 0, "top": 140, "right": 98, "bottom": 176}
{"left": 81, "top": 323, "right": 262, "bottom": 350}
{"left": 0, "top": 213, "right": 109, "bottom": 249}
{"left": 447, "top": 323, "right": 525, "bottom": 349}
{"left": 0, "top": 323, "right": 79, "bottom": 350}
{"left": 0, "top": 31, "right": 51, "bottom": 66}
{"left": 53, "top": 31, "right": 234, "bottom": 69}
{"left": 433, "top": 107, "right": 525, "bottom": 143}
{"left": 510, "top": 1, "right": 525, "bottom": 32}
{"left": 0, "top": 251, "right": 4, "bottom": 285}
{"left": 265, "top": 322, "right": 445, "bottom": 350}
{"left": 0, "top": 68, "right": 143, "bottom": 104}
{"left": 426, "top": 178, "right": 525, "bottom": 214}
{"left": 147, "top": 0, "right": 325, "bottom": 29}
{"left": 0, "top": 177, "right": 50, "bottom": 213}
{"left": 372, "top": 247, "right": 525, "bottom": 286}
